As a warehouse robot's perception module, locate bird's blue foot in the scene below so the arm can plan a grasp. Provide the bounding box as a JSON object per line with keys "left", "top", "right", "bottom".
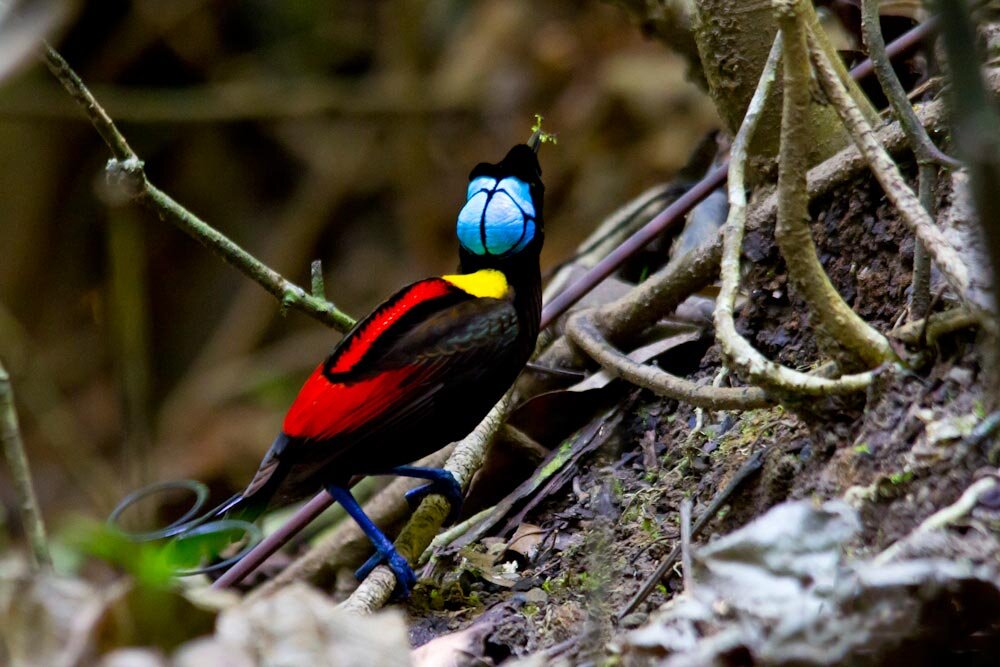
{"left": 354, "top": 543, "right": 417, "bottom": 597}
{"left": 325, "top": 483, "right": 416, "bottom": 598}
{"left": 391, "top": 466, "right": 464, "bottom": 524}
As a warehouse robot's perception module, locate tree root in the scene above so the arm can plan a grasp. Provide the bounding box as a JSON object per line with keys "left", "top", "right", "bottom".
{"left": 566, "top": 310, "right": 771, "bottom": 409}
{"left": 806, "top": 26, "right": 985, "bottom": 316}
{"left": 889, "top": 307, "right": 980, "bottom": 346}
{"left": 715, "top": 29, "right": 879, "bottom": 397}
{"left": 776, "top": 6, "right": 897, "bottom": 368}
{"left": 528, "top": 82, "right": 964, "bottom": 396}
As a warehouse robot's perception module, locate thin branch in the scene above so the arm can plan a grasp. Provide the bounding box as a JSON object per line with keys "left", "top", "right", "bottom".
{"left": 859, "top": 2, "right": 958, "bottom": 168}
{"left": 776, "top": 4, "right": 897, "bottom": 368}
{"left": 806, "top": 27, "right": 981, "bottom": 315}
{"left": 566, "top": 310, "right": 772, "bottom": 410}
{"left": 848, "top": 16, "right": 939, "bottom": 81}
{"left": 715, "top": 30, "right": 878, "bottom": 397}
{"left": 340, "top": 394, "right": 512, "bottom": 614}
{"left": 858, "top": 2, "right": 950, "bottom": 321}
{"left": 0, "top": 361, "right": 51, "bottom": 570}
{"left": 311, "top": 260, "right": 327, "bottom": 300}
{"left": 42, "top": 45, "right": 356, "bottom": 333}
{"left": 540, "top": 164, "right": 728, "bottom": 331}
{"left": 679, "top": 498, "right": 694, "bottom": 594}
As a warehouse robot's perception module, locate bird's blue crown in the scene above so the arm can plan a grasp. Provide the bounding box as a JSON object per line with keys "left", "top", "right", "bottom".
{"left": 456, "top": 144, "right": 543, "bottom": 257}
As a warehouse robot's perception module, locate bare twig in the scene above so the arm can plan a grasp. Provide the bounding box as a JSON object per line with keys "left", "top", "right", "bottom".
{"left": 42, "top": 45, "right": 356, "bottom": 333}
{"left": 539, "top": 164, "right": 728, "bottom": 331}
{"left": 889, "top": 307, "right": 979, "bottom": 346}
{"left": 567, "top": 310, "right": 772, "bottom": 410}
{"left": 0, "top": 361, "right": 51, "bottom": 569}
{"left": 777, "top": 4, "right": 897, "bottom": 368}
{"left": 848, "top": 16, "right": 940, "bottom": 81}
{"left": 340, "top": 395, "right": 512, "bottom": 614}
{"left": 679, "top": 498, "right": 694, "bottom": 594}
{"left": 311, "top": 260, "right": 326, "bottom": 300}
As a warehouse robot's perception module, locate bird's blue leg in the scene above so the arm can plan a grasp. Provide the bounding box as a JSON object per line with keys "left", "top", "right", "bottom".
{"left": 325, "top": 484, "right": 416, "bottom": 598}
{"left": 387, "top": 466, "right": 463, "bottom": 523}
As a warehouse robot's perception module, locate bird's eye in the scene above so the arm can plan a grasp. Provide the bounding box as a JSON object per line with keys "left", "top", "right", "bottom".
{"left": 456, "top": 176, "right": 536, "bottom": 256}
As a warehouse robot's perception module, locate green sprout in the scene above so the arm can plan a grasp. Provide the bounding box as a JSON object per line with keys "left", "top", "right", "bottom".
{"left": 531, "top": 114, "right": 558, "bottom": 145}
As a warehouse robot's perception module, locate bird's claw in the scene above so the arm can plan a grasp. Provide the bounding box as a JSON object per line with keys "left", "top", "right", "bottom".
{"left": 355, "top": 543, "right": 416, "bottom": 599}
{"left": 404, "top": 471, "right": 463, "bottom": 523}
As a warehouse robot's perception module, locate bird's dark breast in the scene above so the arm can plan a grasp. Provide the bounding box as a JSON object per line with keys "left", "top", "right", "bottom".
{"left": 266, "top": 308, "right": 538, "bottom": 507}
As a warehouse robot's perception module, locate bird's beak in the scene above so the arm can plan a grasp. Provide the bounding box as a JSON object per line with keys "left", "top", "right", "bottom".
{"left": 527, "top": 129, "right": 542, "bottom": 153}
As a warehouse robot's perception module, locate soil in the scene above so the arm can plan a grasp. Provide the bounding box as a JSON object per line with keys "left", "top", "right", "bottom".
{"left": 400, "top": 162, "right": 993, "bottom": 663}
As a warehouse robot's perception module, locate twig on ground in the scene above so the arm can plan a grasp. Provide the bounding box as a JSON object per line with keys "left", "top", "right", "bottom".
{"left": 567, "top": 310, "right": 772, "bottom": 409}
{"left": 889, "top": 307, "right": 979, "bottom": 346}
{"left": 715, "top": 30, "right": 878, "bottom": 396}
{"left": 0, "top": 361, "right": 51, "bottom": 570}
{"left": 443, "top": 411, "right": 622, "bottom": 554}
{"left": 42, "top": 45, "right": 356, "bottom": 333}
{"left": 679, "top": 498, "right": 694, "bottom": 594}
{"left": 874, "top": 473, "right": 999, "bottom": 565}
{"left": 618, "top": 448, "right": 767, "bottom": 618}
{"left": 340, "top": 394, "right": 512, "bottom": 614}
{"left": 777, "top": 5, "right": 897, "bottom": 368}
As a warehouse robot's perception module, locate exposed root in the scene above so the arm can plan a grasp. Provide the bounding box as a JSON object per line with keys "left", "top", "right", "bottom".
{"left": 715, "top": 30, "right": 878, "bottom": 397}
{"left": 889, "top": 308, "right": 979, "bottom": 346}
{"left": 806, "top": 25, "right": 985, "bottom": 316}
{"left": 776, "top": 8, "right": 897, "bottom": 368}
{"left": 566, "top": 310, "right": 771, "bottom": 410}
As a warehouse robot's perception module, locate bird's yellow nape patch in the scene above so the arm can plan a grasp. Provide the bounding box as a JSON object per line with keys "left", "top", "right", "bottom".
{"left": 442, "top": 269, "right": 510, "bottom": 299}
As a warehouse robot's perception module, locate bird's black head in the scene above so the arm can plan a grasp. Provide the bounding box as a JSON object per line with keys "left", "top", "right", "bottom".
{"left": 456, "top": 144, "right": 544, "bottom": 260}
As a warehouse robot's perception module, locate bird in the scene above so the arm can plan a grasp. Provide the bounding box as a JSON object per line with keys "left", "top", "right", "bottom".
{"left": 206, "top": 140, "right": 545, "bottom": 595}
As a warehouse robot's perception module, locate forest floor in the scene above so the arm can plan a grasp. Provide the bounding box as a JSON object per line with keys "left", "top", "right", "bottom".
{"left": 399, "top": 166, "right": 1000, "bottom": 665}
